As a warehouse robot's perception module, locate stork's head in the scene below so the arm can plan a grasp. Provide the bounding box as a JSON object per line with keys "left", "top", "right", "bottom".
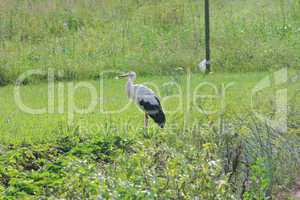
{"left": 118, "top": 71, "right": 136, "bottom": 81}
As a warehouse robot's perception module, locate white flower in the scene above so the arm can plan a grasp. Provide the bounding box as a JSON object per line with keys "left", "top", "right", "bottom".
{"left": 208, "top": 160, "right": 218, "bottom": 167}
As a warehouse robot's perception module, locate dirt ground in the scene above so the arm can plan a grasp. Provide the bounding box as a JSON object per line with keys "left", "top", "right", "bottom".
{"left": 276, "top": 176, "right": 300, "bottom": 200}
{"left": 291, "top": 176, "right": 300, "bottom": 199}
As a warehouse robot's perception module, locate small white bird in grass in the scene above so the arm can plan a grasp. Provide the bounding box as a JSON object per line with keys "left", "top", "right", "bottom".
{"left": 118, "top": 71, "right": 166, "bottom": 129}
{"left": 198, "top": 59, "right": 209, "bottom": 73}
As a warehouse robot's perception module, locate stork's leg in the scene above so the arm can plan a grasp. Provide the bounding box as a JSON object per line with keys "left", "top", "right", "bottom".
{"left": 144, "top": 113, "right": 149, "bottom": 131}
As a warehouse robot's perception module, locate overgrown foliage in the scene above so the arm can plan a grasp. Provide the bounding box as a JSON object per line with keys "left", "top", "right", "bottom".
{"left": 0, "top": 133, "right": 134, "bottom": 199}
{"left": 0, "top": 112, "right": 299, "bottom": 199}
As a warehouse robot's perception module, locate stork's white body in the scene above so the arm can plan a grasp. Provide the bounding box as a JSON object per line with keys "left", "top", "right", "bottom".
{"left": 126, "top": 82, "right": 155, "bottom": 107}
{"left": 121, "top": 72, "right": 166, "bottom": 129}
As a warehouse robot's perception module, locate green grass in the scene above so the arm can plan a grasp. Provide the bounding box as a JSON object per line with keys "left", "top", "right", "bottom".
{"left": 0, "top": 0, "right": 300, "bottom": 85}
{"left": 1, "top": 71, "right": 298, "bottom": 144}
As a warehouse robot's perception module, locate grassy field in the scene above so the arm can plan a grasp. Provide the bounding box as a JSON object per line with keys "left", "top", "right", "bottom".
{"left": 0, "top": 0, "right": 300, "bottom": 199}
{"left": 0, "top": 0, "right": 300, "bottom": 85}
{"left": 0, "top": 70, "right": 299, "bottom": 199}
{"left": 0, "top": 71, "right": 298, "bottom": 143}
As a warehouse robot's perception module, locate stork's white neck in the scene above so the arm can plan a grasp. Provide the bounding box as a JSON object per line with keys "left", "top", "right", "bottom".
{"left": 126, "top": 77, "right": 135, "bottom": 99}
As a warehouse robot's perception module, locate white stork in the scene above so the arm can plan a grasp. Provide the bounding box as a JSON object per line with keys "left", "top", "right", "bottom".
{"left": 118, "top": 71, "right": 166, "bottom": 129}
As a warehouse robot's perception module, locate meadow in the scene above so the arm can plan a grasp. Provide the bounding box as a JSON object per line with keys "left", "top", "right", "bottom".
{"left": 0, "top": 0, "right": 300, "bottom": 84}
{"left": 0, "top": 0, "right": 300, "bottom": 199}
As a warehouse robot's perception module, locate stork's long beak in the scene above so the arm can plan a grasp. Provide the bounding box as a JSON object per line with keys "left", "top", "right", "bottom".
{"left": 118, "top": 73, "right": 129, "bottom": 79}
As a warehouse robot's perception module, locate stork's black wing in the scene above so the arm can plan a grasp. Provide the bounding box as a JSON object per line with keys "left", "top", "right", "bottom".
{"left": 138, "top": 96, "right": 166, "bottom": 128}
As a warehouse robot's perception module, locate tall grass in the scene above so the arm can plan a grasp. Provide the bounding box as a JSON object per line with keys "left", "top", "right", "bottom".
{"left": 0, "top": 0, "right": 299, "bottom": 85}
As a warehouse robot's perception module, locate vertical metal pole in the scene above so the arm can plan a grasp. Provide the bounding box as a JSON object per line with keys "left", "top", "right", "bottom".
{"left": 204, "top": 0, "right": 211, "bottom": 73}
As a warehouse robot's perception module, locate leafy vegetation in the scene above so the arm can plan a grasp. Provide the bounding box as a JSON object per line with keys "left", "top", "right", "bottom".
{"left": 0, "top": 133, "right": 134, "bottom": 198}
{"left": 0, "top": 109, "right": 299, "bottom": 199}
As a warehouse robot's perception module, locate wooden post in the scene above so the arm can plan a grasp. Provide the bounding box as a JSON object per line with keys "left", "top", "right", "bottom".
{"left": 204, "top": 0, "right": 211, "bottom": 73}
